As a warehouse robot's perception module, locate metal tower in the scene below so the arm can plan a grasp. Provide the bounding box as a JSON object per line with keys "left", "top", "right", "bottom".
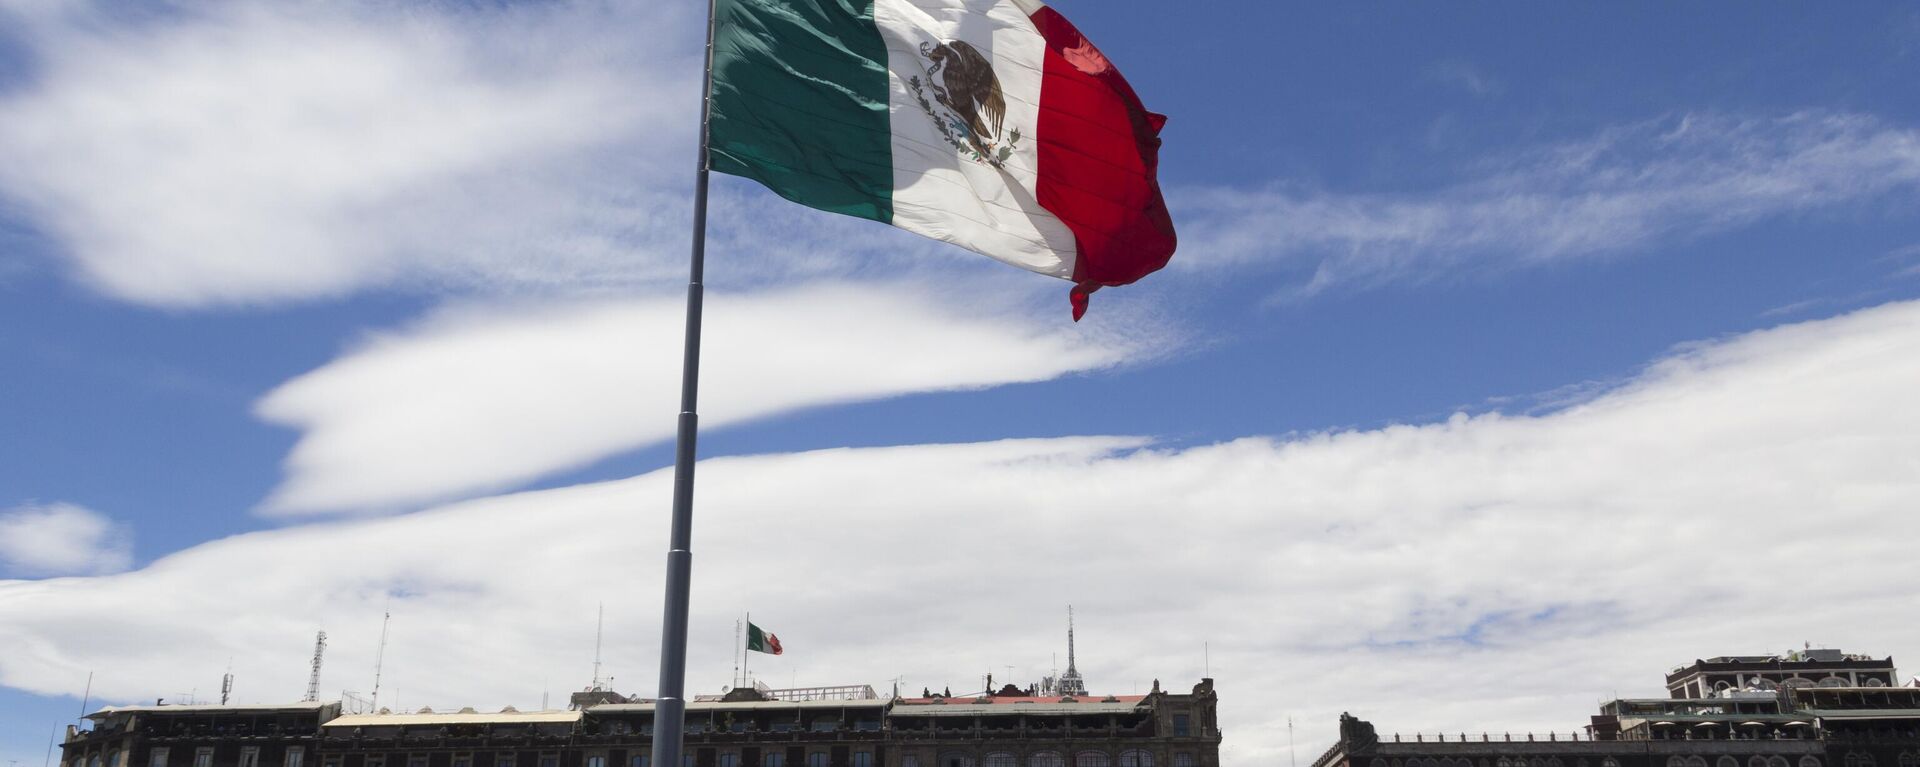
{"left": 1057, "top": 606, "right": 1087, "bottom": 696}
{"left": 304, "top": 631, "right": 326, "bottom": 702}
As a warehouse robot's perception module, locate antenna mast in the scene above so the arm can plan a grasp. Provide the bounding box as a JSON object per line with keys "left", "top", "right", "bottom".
{"left": 221, "top": 658, "right": 234, "bottom": 706}
{"left": 304, "top": 631, "right": 326, "bottom": 702}
{"left": 592, "top": 603, "right": 606, "bottom": 691}
{"left": 370, "top": 611, "right": 391, "bottom": 711}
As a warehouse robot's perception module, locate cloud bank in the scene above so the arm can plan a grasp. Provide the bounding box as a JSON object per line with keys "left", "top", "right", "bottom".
{"left": 5, "top": 299, "right": 1918, "bottom": 764}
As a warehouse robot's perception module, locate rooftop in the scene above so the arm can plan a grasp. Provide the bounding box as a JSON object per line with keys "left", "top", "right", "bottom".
{"left": 87, "top": 702, "right": 335, "bottom": 720}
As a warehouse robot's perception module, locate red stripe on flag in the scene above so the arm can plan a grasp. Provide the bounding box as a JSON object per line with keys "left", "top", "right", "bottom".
{"left": 1027, "top": 7, "right": 1177, "bottom": 320}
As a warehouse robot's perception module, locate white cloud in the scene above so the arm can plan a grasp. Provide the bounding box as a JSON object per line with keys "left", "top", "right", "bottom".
{"left": 0, "top": 1, "right": 1103, "bottom": 310}
{"left": 1179, "top": 111, "right": 1920, "bottom": 296}
{"left": 254, "top": 281, "right": 1164, "bottom": 515}
{"left": 0, "top": 502, "right": 131, "bottom": 577}
{"left": 0, "top": 1, "right": 697, "bottom": 307}
{"left": 5, "top": 299, "right": 1919, "bottom": 763}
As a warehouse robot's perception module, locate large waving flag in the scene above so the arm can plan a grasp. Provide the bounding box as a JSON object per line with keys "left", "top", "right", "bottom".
{"left": 708, "top": 0, "right": 1176, "bottom": 319}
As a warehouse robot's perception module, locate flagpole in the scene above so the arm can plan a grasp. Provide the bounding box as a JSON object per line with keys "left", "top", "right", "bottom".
{"left": 651, "top": 0, "right": 718, "bottom": 766}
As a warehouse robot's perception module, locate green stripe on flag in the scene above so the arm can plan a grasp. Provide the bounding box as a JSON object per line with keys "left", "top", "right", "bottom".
{"left": 709, "top": 0, "right": 895, "bottom": 223}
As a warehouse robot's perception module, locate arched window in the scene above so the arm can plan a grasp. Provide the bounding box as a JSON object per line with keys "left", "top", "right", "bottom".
{"left": 1756, "top": 680, "right": 1779, "bottom": 691}
{"left": 940, "top": 754, "right": 973, "bottom": 767}
{"left": 1750, "top": 757, "right": 1769, "bottom": 767}
{"left": 1031, "top": 754, "right": 1064, "bottom": 767}
{"left": 1687, "top": 757, "right": 1708, "bottom": 767}
{"left": 1897, "top": 754, "right": 1918, "bottom": 767}
{"left": 1801, "top": 759, "right": 1822, "bottom": 767}
{"left": 1845, "top": 754, "right": 1877, "bottom": 767}
{"left": 1666, "top": 758, "right": 1686, "bottom": 767}
{"left": 1769, "top": 758, "right": 1789, "bottom": 767}
{"left": 1118, "top": 752, "right": 1153, "bottom": 767}
{"left": 1369, "top": 760, "right": 1387, "bottom": 767}
{"left": 1819, "top": 678, "right": 1849, "bottom": 688}
{"left": 1866, "top": 679, "right": 1886, "bottom": 688}
{"left": 1076, "top": 753, "right": 1110, "bottom": 767}
{"left": 984, "top": 754, "right": 1015, "bottom": 767}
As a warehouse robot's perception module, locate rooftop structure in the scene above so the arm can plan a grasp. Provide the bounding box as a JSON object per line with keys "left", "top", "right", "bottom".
{"left": 1056, "top": 607, "right": 1088, "bottom": 698}
{"left": 1665, "top": 650, "right": 1899, "bottom": 699}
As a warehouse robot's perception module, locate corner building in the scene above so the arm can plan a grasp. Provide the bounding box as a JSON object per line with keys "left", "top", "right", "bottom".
{"left": 1311, "top": 650, "right": 1918, "bottom": 767}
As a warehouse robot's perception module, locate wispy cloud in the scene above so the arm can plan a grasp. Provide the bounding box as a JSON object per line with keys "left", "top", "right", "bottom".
{"left": 1424, "top": 59, "right": 1503, "bottom": 98}
{"left": 254, "top": 280, "right": 1168, "bottom": 515}
{"left": 0, "top": 501, "right": 131, "bottom": 577}
{"left": 1178, "top": 111, "right": 1920, "bottom": 296}
{"left": 5, "top": 299, "right": 1920, "bottom": 761}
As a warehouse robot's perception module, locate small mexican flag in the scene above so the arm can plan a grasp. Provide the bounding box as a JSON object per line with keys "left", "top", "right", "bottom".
{"left": 708, "top": 0, "right": 1176, "bottom": 319}
{"left": 746, "top": 621, "right": 783, "bottom": 655}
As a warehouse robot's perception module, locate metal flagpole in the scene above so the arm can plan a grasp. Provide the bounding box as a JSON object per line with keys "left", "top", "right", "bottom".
{"left": 650, "top": 0, "right": 718, "bottom": 766}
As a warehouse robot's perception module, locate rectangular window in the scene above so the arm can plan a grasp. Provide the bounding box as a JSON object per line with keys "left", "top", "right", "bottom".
{"left": 853, "top": 755, "right": 873, "bottom": 767}
{"left": 632, "top": 758, "right": 650, "bottom": 767}
{"left": 410, "top": 757, "right": 428, "bottom": 767}
{"left": 807, "top": 755, "right": 828, "bottom": 767}
{"left": 286, "top": 750, "right": 305, "bottom": 767}
{"left": 540, "top": 756, "right": 560, "bottom": 767}
{"left": 763, "top": 757, "right": 784, "bottom": 767}
{"left": 683, "top": 757, "right": 694, "bottom": 767}
{"left": 1172, "top": 715, "right": 1191, "bottom": 737}
{"left": 453, "top": 756, "right": 471, "bottom": 767}
{"left": 323, "top": 759, "right": 340, "bottom": 767}
{"left": 240, "top": 750, "right": 262, "bottom": 767}
{"left": 195, "top": 750, "right": 214, "bottom": 767}
{"left": 589, "top": 757, "right": 607, "bottom": 767}
{"left": 720, "top": 756, "right": 739, "bottom": 767}
{"left": 809, "top": 721, "right": 836, "bottom": 733}
{"left": 150, "top": 749, "right": 171, "bottom": 767}
{"left": 901, "top": 758, "right": 919, "bottom": 767}
{"left": 493, "top": 757, "right": 512, "bottom": 767}
{"left": 1173, "top": 756, "right": 1195, "bottom": 767}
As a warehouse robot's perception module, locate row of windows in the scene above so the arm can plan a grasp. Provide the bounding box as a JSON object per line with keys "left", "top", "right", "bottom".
{"left": 917, "top": 751, "right": 1181, "bottom": 767}
{"left": 128, "top": 750, "right": 1193, "bottom": 767}
{"left": 118, "top": 746, "right": 306, "bottom": 767}
{"left": 1375, "top": 756, "right": 1823, "bottom": 767}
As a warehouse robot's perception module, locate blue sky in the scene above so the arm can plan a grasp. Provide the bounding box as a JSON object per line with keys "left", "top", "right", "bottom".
{"left": 2, "top": 2, "right": 1919, "bottom": 766}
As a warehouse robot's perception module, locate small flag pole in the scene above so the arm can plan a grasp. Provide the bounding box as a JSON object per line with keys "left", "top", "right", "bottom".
{"left": 651, "top": 1, "right": 719, "bottom": 767}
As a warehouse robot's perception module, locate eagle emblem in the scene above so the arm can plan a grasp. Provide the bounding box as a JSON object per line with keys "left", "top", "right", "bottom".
{"left": 908, "top": 40, "right": 1022, "bottom": 168}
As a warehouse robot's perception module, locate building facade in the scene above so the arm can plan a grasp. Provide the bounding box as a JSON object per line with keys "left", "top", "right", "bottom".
{"left": 61, "top": 681, "right": 1220, "bottom": 767}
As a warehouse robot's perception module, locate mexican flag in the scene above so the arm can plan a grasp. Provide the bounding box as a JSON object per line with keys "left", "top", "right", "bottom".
{"left": 709, "top": 0, "right": 1176, "bottom": 319}
{"left": 746, "top": 621, "right": 783, "bottom": 655}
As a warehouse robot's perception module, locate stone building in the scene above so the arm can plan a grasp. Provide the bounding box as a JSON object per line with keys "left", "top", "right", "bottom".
{"left": 59, "top": 681, "right": 1220, "bottom": 767}
{"left": 1310, "top": 650, "right": 1917, "bottom": 767}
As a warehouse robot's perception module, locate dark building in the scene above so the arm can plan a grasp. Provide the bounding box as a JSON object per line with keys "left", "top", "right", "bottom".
{"left": 60, "top": 702, "right": 341, "bottom": 767}
{"left": 1312, "top": 651, "right": 1917, "bottom": 767}
{"left": 1665, "top": 652, "right": 1900, "bottom": 699}
{"left": 60, "top": 682, "right": 1220, "bottom": 767}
